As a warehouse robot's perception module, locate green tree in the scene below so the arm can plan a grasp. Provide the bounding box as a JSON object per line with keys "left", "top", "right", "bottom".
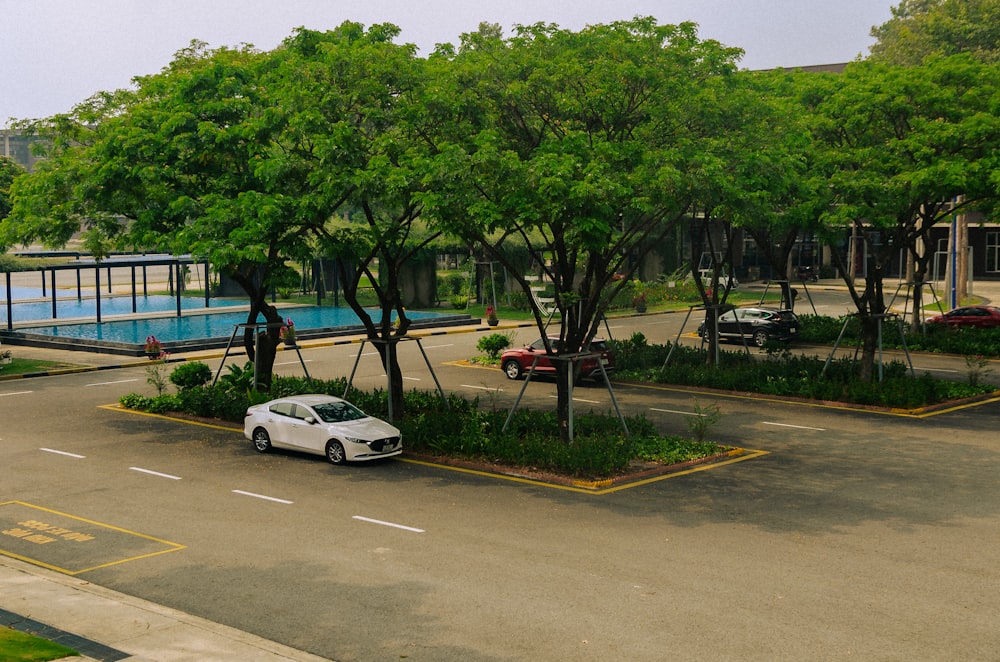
{"left": 870, "top": 0, "right": 1000, "bottom": 64}
{"left": 270, "top": 24, "right": 444, "bottom": 418}
{"left": 689, "top": 69, "right": 820, "bottom": 361}
{"left": 429, "top": 18, "right": 743, "bottom": 439}
{"left": 808, "top": 56, "right": 1000, "bottom": 380}
{"left": 2, "top": 42, "right": 329, "bottom": 388}
{"left": 0, "top": 155, "right": 25, "bottom": 221}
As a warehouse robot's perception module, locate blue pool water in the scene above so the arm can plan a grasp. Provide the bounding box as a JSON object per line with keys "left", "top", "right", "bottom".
{"left": 2, "top": 294, "right": 243, "bottom": 322}
{"left": 18, "top": 306, "right": 451, "bottom": 344}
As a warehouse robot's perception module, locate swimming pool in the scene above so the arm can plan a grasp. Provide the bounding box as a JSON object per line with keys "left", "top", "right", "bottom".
{"left": 5, "top": 305, "right": 473, "bottom": 355}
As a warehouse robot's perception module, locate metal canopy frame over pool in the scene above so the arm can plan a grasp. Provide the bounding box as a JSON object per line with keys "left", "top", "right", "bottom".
{"left": 2, "top": 255, "right": 210, "bottom": 331}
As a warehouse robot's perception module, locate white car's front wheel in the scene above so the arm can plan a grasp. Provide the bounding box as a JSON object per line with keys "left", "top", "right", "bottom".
{"left": 326, "top": 440, "right": 347, "bottom": 465}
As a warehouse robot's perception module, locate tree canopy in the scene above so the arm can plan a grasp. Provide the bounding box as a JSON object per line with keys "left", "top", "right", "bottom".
{"left": 2, "top": 15, "right": 1000, "bottom": 425}
{"left": 870, "top": 0, "right": 1000, "bottom": 64}
{"left": 807, "top": 55, "right": 1000, "bottom": 378}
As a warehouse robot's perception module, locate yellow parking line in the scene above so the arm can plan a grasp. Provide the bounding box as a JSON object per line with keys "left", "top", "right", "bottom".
{"left": 400, "top": 449, "right": 769, "bottom": 495}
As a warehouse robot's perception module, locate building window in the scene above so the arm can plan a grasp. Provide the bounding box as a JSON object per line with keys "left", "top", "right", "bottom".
{"left": 988, "top": 232, "right": 1000, "bottom": 273}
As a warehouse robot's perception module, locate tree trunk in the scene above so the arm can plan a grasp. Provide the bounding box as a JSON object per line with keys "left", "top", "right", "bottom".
{"left": 375, "top": 336, "right": 406, "bottom": 422}
{"left": 857, "top": 315, "right": 879, "bottom": 383}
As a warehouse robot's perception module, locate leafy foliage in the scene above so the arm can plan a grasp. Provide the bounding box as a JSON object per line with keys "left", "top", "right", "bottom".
{"left": 476, "top": 332, "right": 512, "bottom": 361}
{"left": 169, "top": 361, "right": 213, "bottom": 390}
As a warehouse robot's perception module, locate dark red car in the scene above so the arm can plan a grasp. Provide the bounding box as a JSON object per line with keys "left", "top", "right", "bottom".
{"left": 500, "top": 337, "right": 614, "bottom": 382}
{"left": 926, "top": 305, "right": 1000, "bottom": 329}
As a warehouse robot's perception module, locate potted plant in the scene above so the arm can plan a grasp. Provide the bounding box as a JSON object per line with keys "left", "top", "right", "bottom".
{"left": 631, "top": 280, "right": 648, "bottom": 313}
{"left": 485, "top": 305, "right": 499, "bottom": 326}
{"left": 144, "top": 335, "right": 163, "bottom": 359}
{"left": 0, "top": 348, "right": 11, "bottom": 365}
{"left": 280, "top": 318, "right": 297, "bottom": 346}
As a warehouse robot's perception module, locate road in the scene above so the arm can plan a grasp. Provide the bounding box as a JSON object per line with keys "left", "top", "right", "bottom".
{"left": 3, "top": 298, "right": 1000, "bottom": 660}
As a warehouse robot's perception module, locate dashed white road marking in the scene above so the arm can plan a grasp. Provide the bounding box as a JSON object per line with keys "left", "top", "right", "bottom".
{"left": 650, "top": 407, "right": 701, "bottom": 417}
{"left": 353, "top": 516, "right": 425, "bottom": 533}
{"left": 130, "top": 467, "right": 182, "bottom": 480}
{"left": 762, "top": 421, "right": 826, "bottom": 431}
{"left": 275, "top": 359, "right": 312, "bottom": 366}
{"left": 86, "top": 379, "right": 139, "bottom": 387}
{"left": 40, "top": 448, "right": 86, "bottom": 459}
{"left": 232, "top": 490, "right": 293, "bottom": 504}
{"left": 461, "top": 384, "right": 504, "bottom": 392}
{"left": 0, "top": 391, "right": 33, "bottom": 397}
{"left": 549, "top": 395, "right": 601, "bottom": 404}
{"left": 421, "top": 344, "right": 454, "bottom": 350}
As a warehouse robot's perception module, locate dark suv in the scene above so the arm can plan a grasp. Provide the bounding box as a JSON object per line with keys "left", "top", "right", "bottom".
{"left": 698, "top": 307, "right": 800, "bottom": 347}
{"left": 500, "top": 337, "right": 614, "bottom": 382}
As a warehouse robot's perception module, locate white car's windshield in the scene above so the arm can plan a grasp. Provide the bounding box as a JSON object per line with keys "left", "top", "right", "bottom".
{"left": 312, "top": 401, "right": 367, "bottom": 423}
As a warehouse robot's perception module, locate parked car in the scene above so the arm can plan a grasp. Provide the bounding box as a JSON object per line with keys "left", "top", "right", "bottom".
{"left": 500, "top": 337, "right": 614, "bottom": 382}
{"left": 244, "top": 394, "right": 402, "bottom": 465}
{"left": 699, "top": 268, "right": 739, "bottom": 290}
{"left": 796, "top": 265, "right": 819, "bottom": 282}
{"left": 698, "top": 307, "right": 800, "bottom": 347}
{"left": 926, "top": 305, "right": 1000, "bottom": 329}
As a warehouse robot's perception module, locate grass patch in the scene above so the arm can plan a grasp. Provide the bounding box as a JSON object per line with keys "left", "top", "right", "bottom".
{"left": 0, "top": 358, "right": 87, "bottom": 377}
{"left": 0, "top": 626, "right": 78, "bottom": 662}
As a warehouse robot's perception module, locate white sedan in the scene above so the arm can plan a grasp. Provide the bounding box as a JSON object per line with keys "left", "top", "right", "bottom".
{"left": 244, "top": 394, "right": 402, "bottom": 465}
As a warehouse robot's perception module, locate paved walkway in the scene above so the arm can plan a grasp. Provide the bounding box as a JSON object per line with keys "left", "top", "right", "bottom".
{"left": 0, "top": 557, "right": 330, "bottom": 661}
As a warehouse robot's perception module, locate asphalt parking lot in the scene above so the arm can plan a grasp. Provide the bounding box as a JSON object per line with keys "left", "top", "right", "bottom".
{"left": 3, "top": 284, "right": 1000, "bottom": 661}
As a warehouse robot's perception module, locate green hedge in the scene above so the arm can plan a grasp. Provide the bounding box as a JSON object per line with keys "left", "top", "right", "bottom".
{"left": 609, "top": 335, "right": 995, "bottom": 408}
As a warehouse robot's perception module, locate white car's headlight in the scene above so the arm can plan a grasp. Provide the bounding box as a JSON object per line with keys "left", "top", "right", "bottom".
{"left": 344, "top": 437, "right": 367, "bottom": 445}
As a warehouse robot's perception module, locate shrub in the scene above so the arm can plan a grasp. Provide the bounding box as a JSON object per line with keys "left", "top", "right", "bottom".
{"left": 477, "top": 333, "right": 512, "bottom": 361}
{"left": 170, "top": 361, "right": 213, "bottom": 390}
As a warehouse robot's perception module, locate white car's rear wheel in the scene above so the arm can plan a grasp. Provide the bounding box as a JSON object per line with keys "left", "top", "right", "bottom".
{"left": 326, "top": 440, "right": 347, "bottom": 465}
{"left": 252, "top": 427, "right": 271, "bottom": 453}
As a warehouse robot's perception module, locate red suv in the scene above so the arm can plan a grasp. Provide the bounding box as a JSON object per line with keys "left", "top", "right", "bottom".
{"left": 500, "top": 337, "right": 614, "bottom": 383}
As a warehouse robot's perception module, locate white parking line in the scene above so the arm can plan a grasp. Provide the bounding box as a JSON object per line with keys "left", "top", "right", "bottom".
{"left": 275, "top": 359, "right": 312, "bottom": 366}
{"left": 86, "top": 378, "right": 139, "bottom": 387}
{"left": 130, "top": 467, "right": 182, "bottom": 480}
{"left": 40, "top": 448, "right": 85, "bottom": 458}
{"left": 650, "top": 407, "right": 701, "bottom": 417}
{"left": 548, "top": 395, "right": 601, "bottom": 404}
{"left": 0, "top": 391, "right": 33, "bottom": 397}
{"left": 232, "top": 490, "right": 293, "bottom": 504}
{"left": 420, "top": 344, "right": 454, "bottom": 350}
{"left": 353, "top": 516, "right": 425, "bottom": 533}
{"left": 461, "top": 384, "right": 504, "bottom": 392}
{"left": 403, "top": 376, "right": 421, "bottom": 381}
{"left": 762, "top": 421, "right": 826, "bottom": 431}
{"left": 915, "top": 367, "right": 958, "bottom": 373}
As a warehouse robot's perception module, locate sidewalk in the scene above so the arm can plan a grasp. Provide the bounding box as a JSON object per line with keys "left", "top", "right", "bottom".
{"left": 0, "top": 557, "right": 330, "bottom": 662}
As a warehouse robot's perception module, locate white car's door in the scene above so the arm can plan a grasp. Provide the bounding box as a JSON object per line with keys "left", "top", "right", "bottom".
{"left": 285, "top": 403, "right": 331, "bottom": 455}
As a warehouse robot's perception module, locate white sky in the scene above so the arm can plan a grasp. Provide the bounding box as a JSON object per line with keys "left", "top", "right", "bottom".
{"left": 1, "top": 0, "right": 895, "bottom": 125}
